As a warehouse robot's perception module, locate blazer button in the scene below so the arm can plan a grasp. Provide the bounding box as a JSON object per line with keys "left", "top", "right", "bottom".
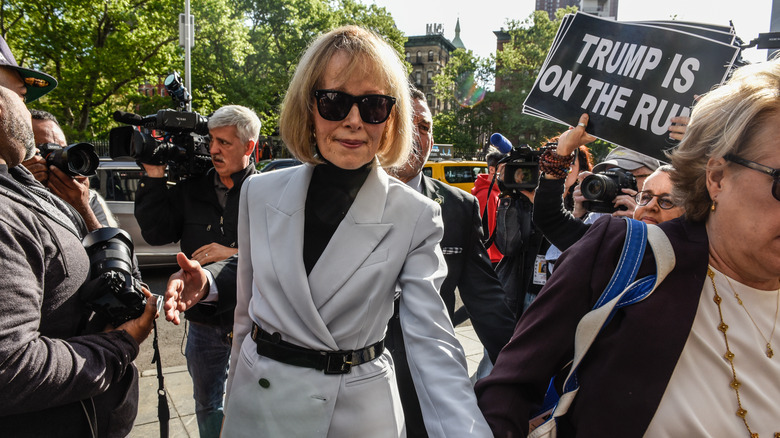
{"left": 258, "top": 378, "right": 270, "bottom": 388}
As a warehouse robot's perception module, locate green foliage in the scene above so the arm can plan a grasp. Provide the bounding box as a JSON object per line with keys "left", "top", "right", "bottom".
{"left": 429, "top": 7, "right": 580, "bottom": 156}
{"left": 588, "top": 139, "right": 616, "bottom": 164}
{"left": 4, "top": 0, "right": 186, "bottom": 138}
{"left": 3, "top": 0, "right": 403, "bottom": 141}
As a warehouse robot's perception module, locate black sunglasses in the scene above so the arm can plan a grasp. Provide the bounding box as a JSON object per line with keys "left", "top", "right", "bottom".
{"left": 635, "top": 191, "right": 676, "bottom": 209}
{"left": 313, "top": 89, "right": 396, "bottom": 124}
{"left": 725, "top": 153, "right": 780, "bottom": 202}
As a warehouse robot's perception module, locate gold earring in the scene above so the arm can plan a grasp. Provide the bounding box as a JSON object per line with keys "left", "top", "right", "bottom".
{"left": 711, "top": 200, "right": 717, "bottom": 212}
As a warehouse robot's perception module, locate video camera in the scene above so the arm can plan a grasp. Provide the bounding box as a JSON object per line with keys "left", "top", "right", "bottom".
{"left": 580, "top": 167, "right": 638, "bottom": 213}
{"left": 38, "top": 142, "right": 99, "bottom": 177}
{"left": 490, "top": 133, "right": 542, "bottom": 193}
{"left": 108, "top": 71, "right": 212, "bottom": 180}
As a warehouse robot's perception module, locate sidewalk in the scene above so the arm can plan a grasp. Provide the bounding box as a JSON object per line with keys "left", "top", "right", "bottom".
{"left": 129, "top": 325, "right": 485, "bottom": 437}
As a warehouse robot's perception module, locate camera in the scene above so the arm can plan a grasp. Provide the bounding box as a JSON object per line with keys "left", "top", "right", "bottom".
{"left": 580, "top": 167, "right": 638, "bottom": 213}
{"left": 108, "top": 71, "right": 212, "bottom": 180}
{"left": 38, "top": 142, "right": 99, "bottom": 177}
{"left": 79, "top": 228, "right": 147, "bottom": 328}
{"left": 499, "top": 144, "right": 542, "bottom": 193}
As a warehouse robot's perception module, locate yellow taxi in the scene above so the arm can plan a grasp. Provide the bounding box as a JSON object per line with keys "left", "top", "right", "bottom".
{"left": 422, "top": 160, "right": 488, "bottom": 193}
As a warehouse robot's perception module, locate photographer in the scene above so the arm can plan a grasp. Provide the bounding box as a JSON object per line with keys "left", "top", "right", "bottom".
{"left": 534, "top": 113, "right": 680, "bottom": 253}
{"left": 0, "top": 37, "right": 157, "bottom": 437}
{"left": 134, "top": 104, "right": 261, "bottom": 438}
{"left": 473, "top": 148, "right": 508, "bottom": 264}
{"left": 490, "top": 143, "right": 551, "bottom": 318}
{"left": 22, "top": 109, "right": 115, "bottom": 230}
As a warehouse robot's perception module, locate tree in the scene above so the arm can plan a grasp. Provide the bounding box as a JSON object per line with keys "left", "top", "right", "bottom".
{"left": 4, "top": 0, "right": 187, "bottom": 138}
{"left": 4, "top": 0, "right": 402, "bottom": 141}
{"left": 431, "top": 49, "right": 494, "bottom": 157}
{"left": 490, "top": 8, "right": 579, "bottom": 148}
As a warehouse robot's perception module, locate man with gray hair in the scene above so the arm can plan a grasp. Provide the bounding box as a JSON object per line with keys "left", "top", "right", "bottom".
{"left": 134, "top": 104, "right": 261, "bottom": 438}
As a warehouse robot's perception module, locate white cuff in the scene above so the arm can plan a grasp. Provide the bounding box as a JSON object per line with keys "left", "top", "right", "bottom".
{"left": 200, "top": 269, "right": 220, "bottom": 302}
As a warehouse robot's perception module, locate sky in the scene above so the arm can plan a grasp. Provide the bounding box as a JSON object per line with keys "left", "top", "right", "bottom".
{"left": 364, "top": 0, "right": 776, "bottom": 63}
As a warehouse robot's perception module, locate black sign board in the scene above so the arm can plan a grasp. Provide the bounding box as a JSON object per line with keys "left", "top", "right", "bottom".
{"left": 524, "top": 12, "right": 741, "bottom": 161}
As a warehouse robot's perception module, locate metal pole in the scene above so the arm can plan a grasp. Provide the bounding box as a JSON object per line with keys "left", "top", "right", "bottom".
{"left": 184, "top": 0, "right": 192, "bottom": 111}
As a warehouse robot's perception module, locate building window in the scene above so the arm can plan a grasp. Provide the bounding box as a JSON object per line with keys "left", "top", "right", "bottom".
{"left": 428, "top": 50, "right": 434, "bottom": 62}
{"left": 427, "top": 71, "right": 433, "bottom": 84}
{"left": 416, "top": 51, "right": 422, "bottom": 63}
{"left": 427, "top": 93, "right": 433, "bottom": 107}
{"left": 415, "top": 71, "right": 422, "bottom": 85}
{"left": 405, "top": 52, "right": 410, "bottom": 62}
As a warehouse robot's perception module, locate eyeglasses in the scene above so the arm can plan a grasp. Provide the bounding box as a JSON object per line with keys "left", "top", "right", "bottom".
{"left": 313, "top": 89, "right": 396, "bottom": 124}
{"left": 635, "top": 191, "right": 676, "bottom": 209}
{"left": 725, "top": 153, "right": 780, "bottom": 202}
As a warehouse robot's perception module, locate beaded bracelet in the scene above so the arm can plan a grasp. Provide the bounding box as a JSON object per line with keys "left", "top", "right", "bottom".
{"left": 539, "top": 143, "right": 575, "bottom": 179}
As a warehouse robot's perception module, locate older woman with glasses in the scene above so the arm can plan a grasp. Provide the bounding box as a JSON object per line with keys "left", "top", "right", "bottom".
{"left": 476, "top": 59, "right": 780, "bottom": 437}
{"left": 212, "top": 25, "right": 490, "bottom": 436}
{"left": 633, "top": 164, "right": 684, "bottom": 225}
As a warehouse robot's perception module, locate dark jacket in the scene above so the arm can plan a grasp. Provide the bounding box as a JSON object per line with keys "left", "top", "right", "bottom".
{"left": 475, "top": 216, "right": 709, "bottom": 437}
{"left": 0, "top": 165, "right": 139, "bottom": 437}
{"left": 135, "top": 164, "right": 256, "bottom": 326}
{"left": 386, "top": 175, "right": 516, "bottom": 437}
{"left": 533, "top": 177, "right": 590, "bottom": 252}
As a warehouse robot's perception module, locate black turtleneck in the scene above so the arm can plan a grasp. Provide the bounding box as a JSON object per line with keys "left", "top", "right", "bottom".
{"left": 303, "top": 160, "right": 371, "bottom": 275}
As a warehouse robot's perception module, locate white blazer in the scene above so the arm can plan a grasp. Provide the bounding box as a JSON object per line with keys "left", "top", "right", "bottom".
{"left": 222, "top": 161, "right": 491, "bottom": 437}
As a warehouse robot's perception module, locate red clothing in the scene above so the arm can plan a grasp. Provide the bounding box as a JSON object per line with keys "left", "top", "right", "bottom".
{"left": 472, "top": 173, "right": 503, "bottom": 263}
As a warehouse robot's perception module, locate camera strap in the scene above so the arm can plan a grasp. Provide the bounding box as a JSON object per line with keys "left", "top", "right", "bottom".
{"left": 152, "top": 320, "right": 170, "bottom": 438}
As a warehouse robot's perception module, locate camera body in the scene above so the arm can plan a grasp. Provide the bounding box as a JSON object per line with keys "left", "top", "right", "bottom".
{"left": 38, "top": 142, "right": 99, "bottom": 177}
{"left": 79, "top": 228, "right": 146, "bottom": 328}
{"left": 580, "top": 167, "right": 638, "bottom": 213}
{"left": 500, "top": 144, "right": 542, "bottom": 193}
{"left": 108, "top": 72, "right": 212, "bottom": 180}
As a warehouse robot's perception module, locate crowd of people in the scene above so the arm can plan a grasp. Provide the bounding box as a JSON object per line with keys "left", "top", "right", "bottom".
{"left": 1, "top": 22, "right": 779, "bottom": 438}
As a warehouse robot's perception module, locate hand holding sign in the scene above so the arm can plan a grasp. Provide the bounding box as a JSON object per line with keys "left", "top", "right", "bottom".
{"left": 557, "top": 113, "right": 597, "bottom": 156}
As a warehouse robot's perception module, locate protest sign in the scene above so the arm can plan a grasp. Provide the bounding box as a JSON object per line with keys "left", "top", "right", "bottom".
{"left": 523, "top": 12, "right": 741, "bottom": 161}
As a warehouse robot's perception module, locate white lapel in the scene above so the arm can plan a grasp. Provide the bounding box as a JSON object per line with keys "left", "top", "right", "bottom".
{"left": 264, "top": 164, "right": 339, "bottom": 348}
{"left": 307, "top": 162, "right": 392, "bottom": 307}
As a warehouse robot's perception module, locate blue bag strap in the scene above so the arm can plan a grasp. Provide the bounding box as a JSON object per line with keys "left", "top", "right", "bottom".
{"left": 529, "top": 222, "right": 675, "bottom": 438}
{"left": 533, "top": 218, "right": 649, "bottom": 423}
{"left": 594, "top": 218, "right": 647, "bottom": 308}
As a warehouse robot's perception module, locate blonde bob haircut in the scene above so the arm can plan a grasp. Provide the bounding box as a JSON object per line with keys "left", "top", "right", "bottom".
{"left": 670, "top": 58, "right": 780, "bottom": 222}
{"left": 279, "top": 25, "right": 412, "bottom": 168}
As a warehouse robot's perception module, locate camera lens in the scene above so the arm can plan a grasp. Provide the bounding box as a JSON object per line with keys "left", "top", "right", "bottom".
{"left": 65, "top": 143, "right": 99, "bottom": 176}
{"left": 581, "top": 174, "right": 616, "bottom": 200}
{"left": 44, "top": 143, "right": 99, "bottom": 177}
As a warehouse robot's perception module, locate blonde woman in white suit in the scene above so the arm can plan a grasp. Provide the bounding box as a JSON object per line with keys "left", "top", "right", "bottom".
{"left": 163, "top": 26, "right": 491, "bottom": 437}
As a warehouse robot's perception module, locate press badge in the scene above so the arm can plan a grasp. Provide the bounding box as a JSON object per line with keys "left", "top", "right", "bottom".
{"left": 533, "top": 254, "right": 547, "bottom": 285}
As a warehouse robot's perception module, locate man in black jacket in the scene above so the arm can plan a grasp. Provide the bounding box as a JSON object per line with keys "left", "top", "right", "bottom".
{"left": 0, "top": 36, "right": 157, "bottom": 437}
{"left": 384, "top": 88, "right": 515, "bottom": 437}
{"left": 134, "top": 104, "right": 260, "bottom": 438}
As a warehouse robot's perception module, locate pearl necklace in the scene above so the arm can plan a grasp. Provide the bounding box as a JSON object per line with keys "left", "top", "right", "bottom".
{"left": 708, "top": 267, "right": 780, "bottom": 438}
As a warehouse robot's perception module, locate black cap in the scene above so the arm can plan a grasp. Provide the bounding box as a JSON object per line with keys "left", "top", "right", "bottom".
{"left": 0, "top": 35, "right": 57, "bottom": 102}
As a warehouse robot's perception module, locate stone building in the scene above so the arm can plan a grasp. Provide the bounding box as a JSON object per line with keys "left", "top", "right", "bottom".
{"left": 404, "top": 20, "right": 465, "bottom": 116}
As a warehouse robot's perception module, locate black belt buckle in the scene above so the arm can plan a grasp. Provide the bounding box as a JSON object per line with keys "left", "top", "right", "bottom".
{"left": 323, "top": 351, "right": 353, "bottom": 374}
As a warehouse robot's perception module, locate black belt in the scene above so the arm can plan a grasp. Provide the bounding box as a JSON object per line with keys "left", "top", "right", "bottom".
{"left": 250, "top": 323, "right": 384, "bottom": 374}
